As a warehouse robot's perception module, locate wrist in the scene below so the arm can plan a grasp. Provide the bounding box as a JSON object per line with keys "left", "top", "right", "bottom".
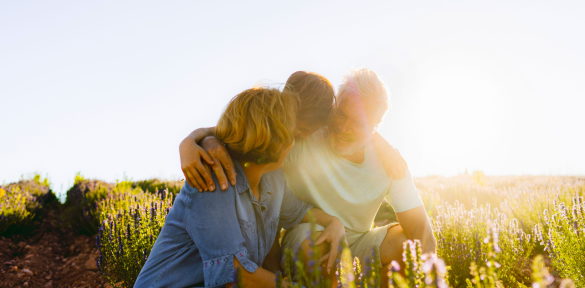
{"left": 179, "top": 136, "right": 196, "bottom": 151}
{"left": 324, "top": 216, "right": 342, "bottom": 227}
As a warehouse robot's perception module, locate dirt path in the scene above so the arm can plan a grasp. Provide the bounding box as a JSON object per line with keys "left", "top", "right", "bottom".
{"left": 1, "top": 206, "right": 110, "bottom": 288}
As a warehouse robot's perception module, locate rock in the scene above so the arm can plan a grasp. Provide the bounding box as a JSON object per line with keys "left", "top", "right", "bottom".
{"left": 23, "top": 282, "right": 29, "bottom": 287}
{"left": 18, "top": 242, "right": 27, "bottom": 248}
{"left": 4, "top": 261, "right": 13, "bottom": 266}
{"left": 25, "top": 254, "right": 34, "bottom": 259}
{"left": 85, "top": 256, "right": 98, "bottom": 271}
{"left": 45, "top": 274, "right": 52, "bottom": 280}
{"left": 104, "top": 284, "right": 114, "bottom": 288}
{"left": 62, "top": 258, "right": 67, "bottom": 262}
{"left": 11, "top": 266, "right": 18, "bottom": 272}
{"left": 45, "top": 280, "right": 53, "bottom": 287}
{"left": 25, "top": 260, "right": 31, "bottom": 265}
{"left": 22, "top": 268, "right": 33, "bottom": 276}
{"left": 24, "top": 245, "right": 31, "bottom": 249}
{"left": 16, "top": 272, "right": 25, "bottom": 278}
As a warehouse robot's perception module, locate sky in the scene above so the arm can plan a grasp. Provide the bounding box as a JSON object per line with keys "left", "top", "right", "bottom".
{"left": 1, "top": 0, "right": 584, "bottom": 199}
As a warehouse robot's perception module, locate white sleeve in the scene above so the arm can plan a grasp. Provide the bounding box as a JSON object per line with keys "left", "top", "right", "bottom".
{"left": 384, "top": 169, "right": 423, "bottom": 213}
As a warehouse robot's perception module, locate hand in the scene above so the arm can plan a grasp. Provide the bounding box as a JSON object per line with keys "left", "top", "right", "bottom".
{"left": 200, "top": 136, "right": 237, "bottom": 191}
{"left": 382, "top": 146, "right": 408, "bottom": 180}
{"left": 315, "top": 218, "right": 347, "bottom": 274}
{"left": 179, "top": 137, "right": 215, "bottom": 191}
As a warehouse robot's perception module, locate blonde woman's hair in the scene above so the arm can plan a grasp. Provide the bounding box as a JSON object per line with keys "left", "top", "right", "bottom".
{"left": 337, "top": 68, "right": 389, "bottom": 126}
{"left": 216, "top": 87, "right": 300, "bottom": 164}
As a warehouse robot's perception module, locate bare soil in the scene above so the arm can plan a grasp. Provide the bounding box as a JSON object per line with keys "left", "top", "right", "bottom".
{"left": 0, "top": 206, "right": 110, "bottom": 288}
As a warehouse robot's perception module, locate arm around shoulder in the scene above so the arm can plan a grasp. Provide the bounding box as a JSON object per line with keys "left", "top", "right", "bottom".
{"left": 371, "top": 132, "right": 408, "bottom": 180}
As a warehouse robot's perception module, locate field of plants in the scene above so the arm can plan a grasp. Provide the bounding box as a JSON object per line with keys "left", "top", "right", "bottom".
{"left": 1, "top": 172, "right": 583, "bottom": 288}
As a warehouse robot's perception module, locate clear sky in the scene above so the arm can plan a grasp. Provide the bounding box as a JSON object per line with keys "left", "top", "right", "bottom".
{"left": 2, "top": 0, "right": 584, "bottom": 198}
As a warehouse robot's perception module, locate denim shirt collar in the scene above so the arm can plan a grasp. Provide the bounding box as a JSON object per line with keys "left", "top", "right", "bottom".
{"left": 233, "top": 159, "right": 273, "bottom": 195}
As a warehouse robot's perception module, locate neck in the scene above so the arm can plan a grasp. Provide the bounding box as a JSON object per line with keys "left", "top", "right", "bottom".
{"left": 239, "top": 160, "right": 271, "bottom": 199}
{"left": 341, "top": 146, "right": 366, "bottom": 163}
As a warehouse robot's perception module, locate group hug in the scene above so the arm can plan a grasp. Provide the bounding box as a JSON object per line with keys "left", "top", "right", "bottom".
{"left": 133, "top": 69, "right": 436, "bottom": 288}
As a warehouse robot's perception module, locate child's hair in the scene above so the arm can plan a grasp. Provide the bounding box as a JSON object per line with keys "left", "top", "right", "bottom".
{"left": 283, "top": 71, "right": 335, "bottom": 126}
{"left": 216, "top": 87, "right": 300, "bottom": 164}
{"left": 337, "top": 68, "right": 389, "bottom": 126}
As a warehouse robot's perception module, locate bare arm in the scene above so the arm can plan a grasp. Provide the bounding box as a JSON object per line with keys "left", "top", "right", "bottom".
{"left": 395, "top": 206, "right": 436, "bottom": 254}
{"left": 179, "top": 127, "right": 237, "bottom": 192}
{"left": 227, "top": 257, "right": 294, "bottom": 288}
{"left": 371, "top": 132, "right": 408, "bottom": 180}
{"left": 302, "top": 208, "right": 347, "bottom": 273}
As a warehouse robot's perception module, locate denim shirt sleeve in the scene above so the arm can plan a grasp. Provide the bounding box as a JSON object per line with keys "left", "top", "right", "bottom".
{"left": 182, "top": 183, "right": 258, "bottom": 288}
{"left": 278, "top": 181, "right": 313, "bottom": 230}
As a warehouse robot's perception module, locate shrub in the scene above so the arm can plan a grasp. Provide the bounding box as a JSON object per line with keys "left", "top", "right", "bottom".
{"left": 132, "top": 178, "right": 183, "bottom": 195}
{"left": 64, "top": 177, "right": 115, "bottom": 235}
{"left": 64, "top": 175, "right": 142, "bottom": 235}
{"left": 432, "top": 200, "right": 534, "bottom": 287}
{"left": 534, "top": 197, "right": 585, "bottom": 286}
{"left": 96, "top": 189, "right": 174, "bottom": 288}
{"left": 465, "top": 224, "right": 501, "bottom": 288}
{"left": 386, "top": 240, "right": 448, "bottom": 288}
{"left": 0, "top": 175, "right": 55, "bottom": 235}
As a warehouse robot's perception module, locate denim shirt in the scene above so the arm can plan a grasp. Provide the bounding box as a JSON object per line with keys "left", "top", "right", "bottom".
{"left": 134, "top": 160, "right": 313, "bottom": 288}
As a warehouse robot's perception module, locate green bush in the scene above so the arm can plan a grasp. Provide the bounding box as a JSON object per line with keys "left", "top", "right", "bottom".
{"left": 132, "top": 178, "right": 183, "bottom": 195}
{"left": 64, "top": 174, "right": 143, "bottom": 235}
{"left": 432, "top": 200, "right": 534, "bottom": 287}
{"left": 0, "top": 175, "right": 55, "bottom": 235}
{"left": 534, "top": 197, "right": 585, "bottom": 286}
{"left": 96, "top": 189, "right": 174, "bottom": 288}
{"left": 64, "top": 176, "right": 115, "bottom": 235}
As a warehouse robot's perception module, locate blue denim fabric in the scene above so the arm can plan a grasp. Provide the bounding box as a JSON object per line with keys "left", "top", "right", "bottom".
{"left": 134, "top": 159, "right": 313, "bottom": 288}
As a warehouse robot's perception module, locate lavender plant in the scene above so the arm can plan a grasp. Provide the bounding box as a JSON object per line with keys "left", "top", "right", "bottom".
{"left": 465, "top": 224, "right": 502, "bottom": 288}
{"left": 64, "top": 174, "right": 143, "bottom": 235}
{"left": 386, "top": 240, "right": 448, "bottom": 288}
{"left": 0, "top": 175, "right": 54, "bottom": 235}
{"left": 432, "top": 200, "right": 534, "bottom": 287}
{"left": 96, "top": 189, "right": 174, "bottom": 288}
{"left": 132, "top": 178, "right": 183, "bottom": 195}
{"left": 534, "top": 197, "right": 585, "bottom": 287}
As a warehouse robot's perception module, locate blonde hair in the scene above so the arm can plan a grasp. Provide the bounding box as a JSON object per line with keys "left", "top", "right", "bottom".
{"left": 337, "top": 68, "right": 389, "bottom": 125}
{"left": 216, "top": 87, "right": 300, "bottom": 164}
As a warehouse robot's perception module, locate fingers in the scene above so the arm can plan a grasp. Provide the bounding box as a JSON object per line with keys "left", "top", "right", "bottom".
{"left": 211, "top": 156, "right": 229, "bottom": 190}
{"left": 200, "top": 149, "right": 215, "bottom": 166}
{"left": 327, "top": 241, "right": 340, "bottom": 273}
{"left": 203, "top": 163, "right": 214, "bottom": 191}
{"left": 196, "top": 162, "right": 215, "bottom": 191}
{"left": 191, "top": 171, "right": 207, "bottom": 192}
{"left": 314, "top": 233, "right": 327, "bottom": 246}
{"left": 193, "top": 161, "right": 213, "bottom": 191}
{"left": 318, "top": 253, "right": 329, "bottom": 265}
{"left": 185, "top": 170, "right": 202, "bottom": 192}
{"left": 217, "top": 151, "right": 237, "bottom": 186}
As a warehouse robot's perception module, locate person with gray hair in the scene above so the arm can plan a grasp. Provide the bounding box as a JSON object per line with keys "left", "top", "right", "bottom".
{"left": 180, "top": 69, "right": 435, "bottom": 286}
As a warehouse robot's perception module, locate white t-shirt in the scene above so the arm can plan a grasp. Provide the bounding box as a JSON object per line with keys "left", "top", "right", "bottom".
{"left": 282, "top": 128, "right": 423, "bottom": 233}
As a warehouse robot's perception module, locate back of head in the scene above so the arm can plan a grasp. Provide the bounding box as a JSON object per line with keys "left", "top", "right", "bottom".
{"left": 337, "top": 68, "right": 389, "bottom": 126}
{"left": 284, "top": 71, "right": 335, "bottom": 126}
{"left": 216, "top": 87, "right": 300, "bottom": 164}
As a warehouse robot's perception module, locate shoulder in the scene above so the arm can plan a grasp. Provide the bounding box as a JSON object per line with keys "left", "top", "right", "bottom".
{"left": 180, "top": 179, "right": 237, "bottom": 209}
